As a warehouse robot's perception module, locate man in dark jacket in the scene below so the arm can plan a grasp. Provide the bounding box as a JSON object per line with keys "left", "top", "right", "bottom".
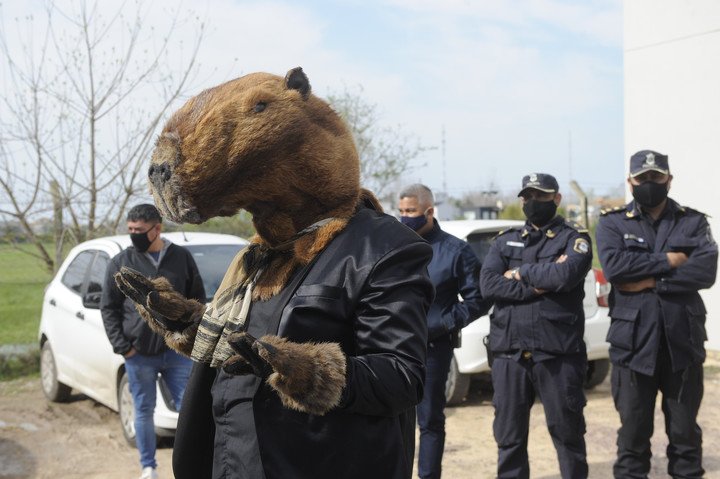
{"left": 398, "top": 184, "right": 488, "bottom": 479}
{"left": 596, "top": 150, "right": 717, "bottom": 478}
{"left": 101, "top": 204, "right": 206, "bottom": 479}
{"left": 480, "top": 173, "right": 592, "bottom": 479}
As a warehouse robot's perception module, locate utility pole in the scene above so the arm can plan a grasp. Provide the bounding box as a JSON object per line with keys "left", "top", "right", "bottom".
{"left": 568, "top": 130, "right": 573, "bottom": 180}
{"left": 569, "top": 180, "right": 589, "bottom": 229}
{"left": 441, "top": 125, "right": 447, "bottom": 196}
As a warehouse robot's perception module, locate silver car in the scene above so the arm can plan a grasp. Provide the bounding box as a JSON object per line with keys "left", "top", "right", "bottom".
{"left": 440, "top": 220, "right": 611, "bottom": 405}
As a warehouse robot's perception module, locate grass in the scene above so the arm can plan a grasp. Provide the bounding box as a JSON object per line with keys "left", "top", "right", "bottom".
{"left": 0, "top": 243, "right": 54, "bottom": 345}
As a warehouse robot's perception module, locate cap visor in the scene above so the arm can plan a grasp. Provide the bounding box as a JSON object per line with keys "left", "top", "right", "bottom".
{"left": 518, "top": 186, "right": 557, "bottom": 197}
{"left": 630, "top": 167, "right": 669, "bottom": 178}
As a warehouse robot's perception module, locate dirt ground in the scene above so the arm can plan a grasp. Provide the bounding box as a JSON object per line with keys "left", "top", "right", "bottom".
{"left": 1, "top": 354, "right": 719, "bottom": 479}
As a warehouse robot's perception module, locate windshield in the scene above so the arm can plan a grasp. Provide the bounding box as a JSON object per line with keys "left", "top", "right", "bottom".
{"left": 465, "top": 232, "right": 498, "bottom": 264}
{"left": 185, "top": 244, "right": 244, "bottom": 301}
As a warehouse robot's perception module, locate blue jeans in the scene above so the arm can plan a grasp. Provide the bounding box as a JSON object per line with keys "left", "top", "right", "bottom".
{"left": 417, "top": 337, "right": 454, "bottom": 479}
{"left": 124, "top": 349, "right": 192, "bottom": 469}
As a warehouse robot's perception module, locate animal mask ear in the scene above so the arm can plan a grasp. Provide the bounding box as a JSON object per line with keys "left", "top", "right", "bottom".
{"left": 285, "top": 67, "right": 311, "bottom": 99}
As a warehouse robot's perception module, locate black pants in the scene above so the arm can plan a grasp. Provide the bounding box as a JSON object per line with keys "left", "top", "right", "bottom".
{"left": 612, "top": 345, "right": 704, "bottom": 479}
{"left": 491, "top": 354, "right": 588, "bottom": 479}
{"left": 416, "top": 337, "right": 454, "bottom": 479}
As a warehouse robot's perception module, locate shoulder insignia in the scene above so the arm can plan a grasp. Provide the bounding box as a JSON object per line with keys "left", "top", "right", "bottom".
{"left": 600, "top": 205, "right": 625, "bottom": 216}
{"left": 494, "top": 227, "right": 516, "bottom": 239}
{"left": 573, "top": 237, "right": 590, "bottom": 254}
{"left": 680, "top": 206, "right": 710, "bottom": 217}
{"left": 546, "top": 228, "right": 556, "bottom": 238}
{"left": 564, "top": 219, "right": 589, "bottom": 233}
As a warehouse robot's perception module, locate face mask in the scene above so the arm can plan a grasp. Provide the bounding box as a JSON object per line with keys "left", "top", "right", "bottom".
{"left": 522, "top": 199, "right": 557, "bottom": 227}
{"left": 632, "top": 181, "right": 668, "bottom": 208}
{"left": 400, "top": 212, "right": 428, "bottom": 231}
{"left": 130, "top": 228, "right": 154, "bottom": 252}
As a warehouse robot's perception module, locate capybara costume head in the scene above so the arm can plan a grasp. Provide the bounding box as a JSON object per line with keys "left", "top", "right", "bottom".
{"left": 149, "top": 68, "right": 359, "bottom": 241}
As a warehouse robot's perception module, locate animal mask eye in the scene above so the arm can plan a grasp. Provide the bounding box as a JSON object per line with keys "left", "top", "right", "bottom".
{"left": 253, "top": 101, "right": 267, "bottom": 113}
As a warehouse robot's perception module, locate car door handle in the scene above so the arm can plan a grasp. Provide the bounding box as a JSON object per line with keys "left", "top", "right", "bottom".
{"left": 49, "top": 299, "right": 56, "bottom": 306}
{"left": 76, "top": 311, "right": 85, "bottom": 320}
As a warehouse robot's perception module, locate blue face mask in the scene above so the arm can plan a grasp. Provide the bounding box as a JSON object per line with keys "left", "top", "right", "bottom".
{"left": 400, "top": 213, "right": 428, "bottom": 231}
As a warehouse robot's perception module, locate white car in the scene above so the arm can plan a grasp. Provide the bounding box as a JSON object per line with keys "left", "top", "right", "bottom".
{"left": 440, "top": 220, "right": 611, "bottom": 405}
{"left": 38, "top": 232, "right": 247, "bottom": 445}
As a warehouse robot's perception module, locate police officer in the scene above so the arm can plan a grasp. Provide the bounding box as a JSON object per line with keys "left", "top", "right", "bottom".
{"left": 480, "top": 173, "right": 591, "bottom": 479}
{"left": 596, "top": 150, "right": 718, "bottom": 478}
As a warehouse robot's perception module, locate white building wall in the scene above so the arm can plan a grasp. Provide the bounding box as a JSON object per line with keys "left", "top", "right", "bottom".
{"left": 625, "top": 1, "right": 720, "bottom": 349}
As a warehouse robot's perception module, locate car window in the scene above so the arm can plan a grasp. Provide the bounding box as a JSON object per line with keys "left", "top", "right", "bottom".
{"left": 185, "top": 244, "right": 244, "bottom": 301}
{"left": 60, "top": 251, "right": 96, "bottom": 295}
{"left": 465, "top": 232, "right": 498, "bottom": 264}
{"left": 86, "top": 252, "right": 110, "bottom": 294}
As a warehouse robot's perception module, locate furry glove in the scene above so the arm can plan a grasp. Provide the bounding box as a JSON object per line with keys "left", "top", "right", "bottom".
{"left": 114, "top": 266, "right": 205, "bottom": 356}
{"left": 223, "top": 331, "right": 347, "bottom": 416}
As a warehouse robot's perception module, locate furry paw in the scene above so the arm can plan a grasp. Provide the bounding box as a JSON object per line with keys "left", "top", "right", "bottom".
{"left": 222, "top": 332, "right": 346, "bottom": 416}
{"left": 114, "top": 267, "right": 205, "bottom": 356}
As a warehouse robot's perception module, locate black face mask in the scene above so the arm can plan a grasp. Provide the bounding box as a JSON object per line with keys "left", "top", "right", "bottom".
{"left": 130, "top": 229, "right": 154, "bottom": 253}
{"left": 632, "top": 181, "right": 668, "bottom": 208}
{"left": 522, "top": 199, "right": 558, "bottom": 227}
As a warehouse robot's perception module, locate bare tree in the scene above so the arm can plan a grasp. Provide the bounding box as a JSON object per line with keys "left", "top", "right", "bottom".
{"left": 0, "top": 1, "right": 204, "bottom": 272}
{"left": 326, "top": 86, "right": 429, "bottom": 200}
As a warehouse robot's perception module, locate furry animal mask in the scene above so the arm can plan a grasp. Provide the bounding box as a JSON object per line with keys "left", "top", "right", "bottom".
{"left": 147, "top": 67, "right": 361, "bottom": 247}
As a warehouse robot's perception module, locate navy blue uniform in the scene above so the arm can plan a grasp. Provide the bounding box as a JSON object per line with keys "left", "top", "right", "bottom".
{"left": 596, "top": 199, "right": 717, "bottom": 478}
{"left": 480, "top": 215, "right": 591, "bottom": 479}
{"left": 417, "top": 219, "right": 488, "bottom": 479}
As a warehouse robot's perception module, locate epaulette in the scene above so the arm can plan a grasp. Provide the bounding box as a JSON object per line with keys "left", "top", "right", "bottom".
{"left": 565, "top": 219, "right": 589, "bottom": 233}
{"left": 678, "top": 205, "right": 710, "bottom": 217}
{"left": 600, "top": 205, "right": 626, "bottom": 216}
{"left": 494, "top": 226, "right": 517, "bottom": 239}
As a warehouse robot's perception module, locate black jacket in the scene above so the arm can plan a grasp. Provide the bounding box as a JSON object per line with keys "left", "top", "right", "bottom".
{"left": 596, "top": 199, "right": 718, "bottom": 374}
{"left": 173, "top": 206, "right": 434, "bottom": 479}
{"left": 101, "top": 241, "right": 206, "bottom": 356}
{"left": 424, "top": 219, "right": 489, "bottom": 340}
{"left": 480, "top": 215, "right": 592, "bottom": 357}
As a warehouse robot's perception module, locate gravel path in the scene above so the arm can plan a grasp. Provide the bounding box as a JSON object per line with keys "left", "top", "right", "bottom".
{"left": 1, "top": 353, "right": 719, "bottom": 478}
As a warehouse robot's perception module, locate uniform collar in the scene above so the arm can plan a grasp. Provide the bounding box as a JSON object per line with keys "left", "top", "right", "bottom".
{"left": 624, "top": 198, "right": 682, "bottom": 220}
{"left": 422, "top": 218, "right": 442, "bottom": 241}
{"left": 522, "top": 215, "right": 564, "bottom": 239}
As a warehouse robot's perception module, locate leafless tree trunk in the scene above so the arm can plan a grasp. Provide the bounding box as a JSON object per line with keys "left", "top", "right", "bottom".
{"left": 0, "top": 0, "right": 204, "bottom": 271}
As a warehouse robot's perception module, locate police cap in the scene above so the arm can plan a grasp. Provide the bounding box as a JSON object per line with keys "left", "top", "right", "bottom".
{"left": 518, "top": 173, "right": 559, "bottom": 197}
{"left": 629, "top": 150, "right": 669, "bottom": 177}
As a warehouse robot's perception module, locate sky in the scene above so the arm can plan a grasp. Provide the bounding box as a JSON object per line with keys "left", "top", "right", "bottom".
{"left": 1, "top": 0, "right": 625, "bottom": 200}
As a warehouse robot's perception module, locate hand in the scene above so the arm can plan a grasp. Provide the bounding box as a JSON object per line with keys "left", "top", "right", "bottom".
{"left": 555, "top": 254, "right": 568, "bottom": 263}
{"left": 222, "top": 331, "right": 347, "bottom": 416}
{"left": 503, "top": 268, "right": 520, "bottom": 280}
{"left": 533, "top": 288, "right": 547, "bottom": 295}
{"left": 666, "top": 252, "right": 689, "bottom": 269}
{"left": 124, "top": 348, "right": 137, "bottom": 358}
{"left": 223, "top": 332, "right": 274, "bottom": 378}
{"left": 616, "top": 277, "right": 656, "bottom": 292}
{"left": 114, "top": 267, "right": 204, "bottom": 333}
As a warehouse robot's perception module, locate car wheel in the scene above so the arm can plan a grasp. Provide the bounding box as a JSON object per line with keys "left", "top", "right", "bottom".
{"left": 118, "top": 373, "right": 137, "bottom": 448}
{"left": 584, "top": 358, "right": 610, "bottom": 389}
{"left": 445, "top": 356, "right": 471, "bottom": 406}
{"left": 40, "top": 342, "right": 71, "bottom": 402}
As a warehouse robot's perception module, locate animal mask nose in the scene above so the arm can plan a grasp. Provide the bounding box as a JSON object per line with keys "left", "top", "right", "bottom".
{"left": 148, "top": 162, "right": 172, "bottom": 188}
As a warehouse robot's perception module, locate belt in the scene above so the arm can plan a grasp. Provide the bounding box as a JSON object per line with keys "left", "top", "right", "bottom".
{"left": 494, "top": 350, "right": 533, "bottom": 360}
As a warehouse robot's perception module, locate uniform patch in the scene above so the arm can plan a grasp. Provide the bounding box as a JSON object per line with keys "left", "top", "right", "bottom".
{"left": 573, "top": 238, "right": 590, "bottom": 254}
{"left": 506, "top": 241, "right": 524, "bottom": 247}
